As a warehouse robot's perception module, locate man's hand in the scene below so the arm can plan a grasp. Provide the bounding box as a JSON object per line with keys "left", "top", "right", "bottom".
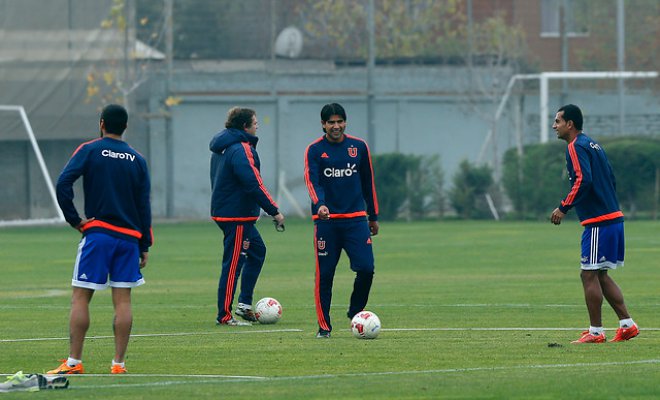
{"left": 74, "top": 217, "right": 95, "bottom": 233}
{"left": 140, "top": 252, "right": 149, "bottom": 269}
{"left": 317, "top": 205, "right": 330, "bottom": 220}
{"left": 550, "top": 208, "right": 565, "bottom": 225}
{"left": 273, "top": 212, "right": 285, "bottom": 232}
{"left": 369, "top": 221, "right": 379, "bottom": 236}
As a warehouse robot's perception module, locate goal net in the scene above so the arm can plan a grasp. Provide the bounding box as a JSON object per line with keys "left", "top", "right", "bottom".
{"left": 0, "top": 105, "right": 65, "bottom": 226}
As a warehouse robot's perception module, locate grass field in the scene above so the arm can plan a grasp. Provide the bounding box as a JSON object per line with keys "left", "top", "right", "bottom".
{"left": 1, "top": 219, "right": 659, "bottom": 399}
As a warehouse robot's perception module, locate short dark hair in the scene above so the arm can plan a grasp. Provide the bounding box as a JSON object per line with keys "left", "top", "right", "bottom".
{"left": 225, "top": 107, "right": 256, "bottom": 130}
{"left": 100, "top": 104, "right": 128, "bottom": 135}
{"left": 320, "top": 103, "right": 347, "bottom": 122}
{"left": 558, "top": 104, "right": 583, "bottom": 131}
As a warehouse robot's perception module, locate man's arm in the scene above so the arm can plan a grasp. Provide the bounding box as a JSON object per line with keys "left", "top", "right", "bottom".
{"left": 359, "top": 141, "right": 379, "bottom": 222}
{"left": 137, "top": 160, "right": 153, "bottom": 254}
{"left": 56, "top": 148, "right": 87, "bottom": 228}
{"left": 558, "top": 144, "right": 593, "bottom": 214}
{"left": 304, "top": 142, "right": 327, "bottom": 217}
{"left": 233, "top": 143, "right": 279, "bottom": 216}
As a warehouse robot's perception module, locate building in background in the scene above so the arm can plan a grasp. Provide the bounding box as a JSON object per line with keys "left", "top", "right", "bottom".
{"left": 1, "top": 0, "right": 658, "bottom": 221}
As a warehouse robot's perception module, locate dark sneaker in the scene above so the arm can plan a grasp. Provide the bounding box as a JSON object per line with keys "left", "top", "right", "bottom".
{"left": 216, "top": 317, "right": 251, "bottom": 326}
{"left": 316, "top": 329, "right": 331, "bottom": 338}
{"left": 236, "top": 304, "right": 257, "bottom": 322}
{"left": 35, "top": 374, "right": 69, "bottom": 390}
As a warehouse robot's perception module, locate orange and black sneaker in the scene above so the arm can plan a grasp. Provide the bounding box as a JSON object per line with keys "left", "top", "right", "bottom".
{"left": 610, "top": 324, "right": 639, "bottom": 342}
{"left": 46, "top": 360, "right": 84, "bottom": 375}
{"left": 571, "top": 330, "right": 606, "bottom": 344}
{"left": 110, "top": 364, "right": 127, "bottom": 374}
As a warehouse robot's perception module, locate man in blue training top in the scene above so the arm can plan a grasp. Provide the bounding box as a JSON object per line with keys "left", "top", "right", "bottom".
{"left": 49, "top": 104, "right": 152, "bottom": 374}
{"left": 210, "top": 107, "right": 284, "bottom": 326}
{"left": 304, "top": 103, "right": 379, "bottom": 338}
{"left": 550, "top": 104, "right": 638, "bottom": 344}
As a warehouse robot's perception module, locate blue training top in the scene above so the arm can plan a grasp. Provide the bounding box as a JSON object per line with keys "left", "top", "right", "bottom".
{"left": 209, "top": 128, "right": 279, "bottom": 223}
{"left": 56, "top": 137, "right": 153, "bottom": 252}
{"left": 558, "top": 133, "right": 624, "bottom": 227}
{"left": 304, "top": 134, "right": 379, "bottom": 222}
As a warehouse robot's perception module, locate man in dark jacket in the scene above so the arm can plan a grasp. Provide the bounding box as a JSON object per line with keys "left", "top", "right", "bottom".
{"left": 210, "top": 107, "right": 284, "bottom": 326}
{"left": 49, "top": 104, "right": 152, "bottom": 374}
{"left": 550, "top": 104, "right": 638, "bottom": 344}
{"left": 304, "top": 103, "right": 379, "bottom": 338}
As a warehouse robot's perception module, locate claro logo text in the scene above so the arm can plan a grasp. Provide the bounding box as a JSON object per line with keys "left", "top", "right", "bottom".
{"left": 324, "top": 163, "right": 357, "bottom": 178}
{"left": 102, "top": 149, "right": 136, "bottom": 162}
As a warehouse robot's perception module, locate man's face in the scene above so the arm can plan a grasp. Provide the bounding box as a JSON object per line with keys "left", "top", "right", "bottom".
{"left": 322, "top": 114, "right": 345, "bottom": 142}
{"left": 553, "top": 111, "right": 571, "bottom": 140}
{"left": 245, "top": 115, "right": 258, "bottom": 135}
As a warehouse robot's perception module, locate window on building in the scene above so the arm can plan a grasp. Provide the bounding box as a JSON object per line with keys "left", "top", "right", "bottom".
{"left": 540, "top": 0, "right": 589, "bottom": 37}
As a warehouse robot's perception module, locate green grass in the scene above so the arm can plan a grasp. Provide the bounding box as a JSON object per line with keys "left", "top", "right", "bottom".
{"left": 1, "top": 219, "right": 659, "bottom": 399}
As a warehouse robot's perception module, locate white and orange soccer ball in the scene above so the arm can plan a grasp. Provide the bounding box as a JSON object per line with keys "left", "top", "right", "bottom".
{"left": 350, "top": 311, "right": 381, "bottom": 339}
{"left": 255, "top": 297, "right": 282, "bottom": 324}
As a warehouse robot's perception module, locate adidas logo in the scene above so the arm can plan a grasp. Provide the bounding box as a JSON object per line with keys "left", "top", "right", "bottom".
{"left": 599, "top": 256, "right": 606, "bottom": 262}
{"left": 321, "top": 152, "right": 329, "bottom": 158}
{"left": 79, "top": 273, "right": 88, "bottom": 280}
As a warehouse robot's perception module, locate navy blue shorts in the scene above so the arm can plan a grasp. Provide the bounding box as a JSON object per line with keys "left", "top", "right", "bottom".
{"left": 72, "top": 232, "right": 144, "bottom": 290}
{"left": 580, "top": 222, "right": 625, "bottom": 270}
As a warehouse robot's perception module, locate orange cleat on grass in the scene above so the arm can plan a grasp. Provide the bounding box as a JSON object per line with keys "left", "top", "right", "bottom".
{"left": 571, "top": 331, "right": 606, "bottom": 344}
{"left": 610, "top": 324, "right": 639, "bottom": 342}
{"left": 46, "top": 361, "right": 84, "bottom": 375}
{"left": 110, "top": 364, "right": 127, "bottom": 374}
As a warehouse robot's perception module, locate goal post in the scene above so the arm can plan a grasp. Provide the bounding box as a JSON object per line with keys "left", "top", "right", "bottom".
{"left": 0, "top": 105, "right": 65, "bottom": 227}
{"left": 478, "top": 70, "right": 659, "bottom": 162}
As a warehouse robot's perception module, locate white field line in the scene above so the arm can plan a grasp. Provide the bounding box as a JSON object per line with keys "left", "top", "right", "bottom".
{"left": 0, "top": 329, "right": 303, "bottom": 343}
{"left": 2, "top": 359, "right": 658, "bottom": 390}
{"left": 381, "top": 327, "right": 660, "bottom": 331}
{"left": 2, "top": 326, "right": 658, "bottom": 343}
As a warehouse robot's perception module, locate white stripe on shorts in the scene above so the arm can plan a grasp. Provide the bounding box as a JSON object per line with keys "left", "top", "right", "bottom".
{"left": 590, "top": 226, "right": 599, "bottom": 265}
{"left": 72, "top": 236, "right": 86, "bottom": 282}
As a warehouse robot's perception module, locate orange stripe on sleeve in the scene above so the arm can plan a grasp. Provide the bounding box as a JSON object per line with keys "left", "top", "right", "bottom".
{"left": 304, "top": 139, "right": 322, "bottom": 204}
{"left": 562, "top": 140, "right": 583, "bottom": 207}
{"left": 70, "top": 138, "right": 102, "bottom": 158}
{"left": 241, "top": 143, "right": 278, "bottom": 208}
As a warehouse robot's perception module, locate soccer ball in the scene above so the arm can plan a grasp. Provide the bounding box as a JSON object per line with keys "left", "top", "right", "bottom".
{"left": 255, "top": 297, "right": 282, "bottom": 324}
{"left": 351, "top": 311, "right": 381, "bottom": 339}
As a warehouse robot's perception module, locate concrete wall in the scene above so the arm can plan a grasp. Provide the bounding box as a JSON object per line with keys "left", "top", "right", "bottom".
{"left": 144, "top": 63, "right": 660, "bottom": 219}
{"left": 2, "top": 63, "right": 658, "bottom": 222}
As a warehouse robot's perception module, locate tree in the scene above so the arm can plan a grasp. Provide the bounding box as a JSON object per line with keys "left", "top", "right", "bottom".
{"left": 449, "top": 160, "right": 494, "bottom": 219}
{"left": 85, "top": 0, "right": 176, "bottom": 109}
{"left": 294, "top": 0, "right": 527, "bottom": 64}
{"left": 574, "top": 0, "right": 659, "bottom": 90}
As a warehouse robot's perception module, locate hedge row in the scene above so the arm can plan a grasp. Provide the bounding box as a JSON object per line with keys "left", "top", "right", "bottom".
{"left": 502, "top": 136, "right": 660, "bottom": 219}
{"left": 373, "top": 136, "right": 660, "bottom": 221}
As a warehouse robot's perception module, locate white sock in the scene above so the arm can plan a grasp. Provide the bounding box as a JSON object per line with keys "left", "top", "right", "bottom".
{"left": 589, "top": 326, "right": 604, "bottom": 335}
{"left": 619, "top": 318, "right": 634, "bottom": 328}
{"left": 112, "top": 360, "right": 125, "bottom": 368}
{"left": 66, "top": 357, "right": 81, "bottom": 367}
